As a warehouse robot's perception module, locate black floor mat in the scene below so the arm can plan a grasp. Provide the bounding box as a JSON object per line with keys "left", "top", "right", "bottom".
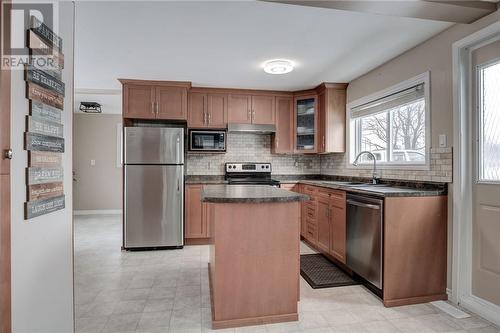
{"left": 300, "top": 253, "right": 359, "bottom": 289}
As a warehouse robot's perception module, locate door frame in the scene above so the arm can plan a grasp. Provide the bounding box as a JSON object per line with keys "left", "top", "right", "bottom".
{"left": 452, "top": 20, "right": 500, "bottom": 327}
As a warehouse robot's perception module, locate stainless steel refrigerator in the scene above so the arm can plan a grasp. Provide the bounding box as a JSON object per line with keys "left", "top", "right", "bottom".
{"left": 124, "top": 127, "right": 184, "bottom": 249}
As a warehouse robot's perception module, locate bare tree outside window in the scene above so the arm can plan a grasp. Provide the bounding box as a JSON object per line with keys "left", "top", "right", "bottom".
{"left": 357, "top": 99, "right": 426, "bottom": 164}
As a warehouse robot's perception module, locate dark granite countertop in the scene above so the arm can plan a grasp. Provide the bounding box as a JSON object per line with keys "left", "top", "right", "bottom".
{"left": 298, "top": 180, "right": 446, "bottom": 197}
{"left": 185, "top": 175, "right": 227, "bottom": 184}
{"left": 201, "top": 185, "right": 309, "bottom": 203}
{"left": 187, "top": 174, "right": 447, "bottom": 198}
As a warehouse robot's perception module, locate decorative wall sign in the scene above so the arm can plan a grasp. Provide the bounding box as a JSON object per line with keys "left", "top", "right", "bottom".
{"left": 27, "top": 167, "right": 63, "bottom": 185}
{"left": 30, "top": 16, "right": 63, "bottom": 52}
{"left": 27, "top": 82, "right": 64, "bottom": 110}
{"left": 29, "top": 55, "right": 62, "bottom": 80}
{"left": 25, "top": 66, "right": 65, "bottom": 96}
{"left": 25, "top": 195, "right": 65, "bottom": 219}
{"left": 28, "top": 151, "right": 62, "bottom": 168}
{"left": 28, "top": 31, "right": 64, "bottom": 68}
{"left": 24, "top": 15, "right": 65, "bottom": 220}
{"left": 30, "top": 101, "right": 62, "bottom": 123}
{"left": 27, "top": 182, "right": 64, "bottom": 201}
{"left": 25, "top": 132, "right": 64, "bottom": 153}
{"left": 26, "top": 116, "right": 63, "bottom": 138}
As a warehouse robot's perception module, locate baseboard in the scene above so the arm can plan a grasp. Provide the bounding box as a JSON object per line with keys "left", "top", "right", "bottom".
{"left": 73, "top": 209, "right": 122, "bottom": 216}
{"left": 460, "top": 294, "right": 500, "bottom": 327}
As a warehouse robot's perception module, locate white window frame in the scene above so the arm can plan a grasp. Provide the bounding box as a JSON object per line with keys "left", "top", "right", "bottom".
{"left": 476, "top": 57, "right": 500, "bottom": 184}
{"left": 346, "top": 71, "right": 431, "bottom": 170}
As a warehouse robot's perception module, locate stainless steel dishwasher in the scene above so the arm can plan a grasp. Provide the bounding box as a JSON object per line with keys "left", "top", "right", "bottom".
{"left": 347, "top": 194, "right": 383, "bottom": 289}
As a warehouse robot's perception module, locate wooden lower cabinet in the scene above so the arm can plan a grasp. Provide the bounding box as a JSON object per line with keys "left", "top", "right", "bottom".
{"left": 299, "top": 184, "right": 346, "bottom": 264}
{"left": 185, "top": 184, "right": 209, "bottom": 243}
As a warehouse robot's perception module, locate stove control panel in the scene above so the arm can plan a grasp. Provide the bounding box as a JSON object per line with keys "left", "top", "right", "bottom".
{"left": 225, "top": 163, "right": 272, "bottom": 173}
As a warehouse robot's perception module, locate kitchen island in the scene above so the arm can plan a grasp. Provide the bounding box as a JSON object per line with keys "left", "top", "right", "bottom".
{"left": 201, "top": 185, "right": 308, "bottom": 329}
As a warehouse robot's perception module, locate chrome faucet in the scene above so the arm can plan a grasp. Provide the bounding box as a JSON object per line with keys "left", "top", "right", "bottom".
{"left": 353, "top": 151, "right": 380, "bottom": 184}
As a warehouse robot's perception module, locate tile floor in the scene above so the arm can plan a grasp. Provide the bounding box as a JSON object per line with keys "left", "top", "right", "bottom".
{"left": 75, "top": 214, "right": 499, "bottom": 333}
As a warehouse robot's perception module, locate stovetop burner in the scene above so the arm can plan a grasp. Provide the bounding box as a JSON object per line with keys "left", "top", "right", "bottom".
{"left": 225, "top": 162, "right": 280, "bottom": 187}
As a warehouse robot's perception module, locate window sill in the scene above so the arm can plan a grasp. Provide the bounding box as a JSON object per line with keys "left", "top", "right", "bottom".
{"left": 345, "top": 163, "right": 431, "bottom": 171}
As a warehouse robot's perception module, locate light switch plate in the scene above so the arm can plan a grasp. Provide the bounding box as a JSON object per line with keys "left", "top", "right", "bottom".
{"left": 439, "top": 134, "right": 447, "bottom": 148}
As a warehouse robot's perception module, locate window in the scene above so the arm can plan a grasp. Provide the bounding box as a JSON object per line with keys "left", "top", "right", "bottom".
{"left": 349, "top": 74, "right": 429, "bottom": 167}
{"left": 478, "top": 61, "right": 500, "bottom": 182}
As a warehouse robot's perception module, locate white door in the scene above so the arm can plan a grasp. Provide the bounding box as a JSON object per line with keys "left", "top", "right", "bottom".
{"left": 471, "top": 40, "right": 500, "bottom": 306}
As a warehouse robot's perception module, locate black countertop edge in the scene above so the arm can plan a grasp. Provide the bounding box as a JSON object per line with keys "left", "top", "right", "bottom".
{"left": 201, "top": 185, "right": 309, "bottom": 203}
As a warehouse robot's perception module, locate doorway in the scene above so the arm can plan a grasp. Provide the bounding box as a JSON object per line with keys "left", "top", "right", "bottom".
{"left": 452, "top": 22, "right": 500, "bottom": 327}
{"left": 471, "top": 40, "right": 500, "bottom": 307}
{"left": 0, "top": 0, "right": 11, "bottom": 331}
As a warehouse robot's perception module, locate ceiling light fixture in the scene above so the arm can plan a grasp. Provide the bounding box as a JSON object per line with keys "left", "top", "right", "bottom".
{"left": 263, "top": 59, "right": 294, "bottom": 75}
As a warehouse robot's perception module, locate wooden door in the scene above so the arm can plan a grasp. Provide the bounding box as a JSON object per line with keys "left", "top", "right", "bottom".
{"left": 316, "top": 196, "right": 331, "bottom": 253}
{"left": 228, "top": 94, "right": 251, "bottom": 124}
{"left": 156, "top": 86, "right": 188, "bottom": 120}
{"left": 251, "top": 95, "right": 275, "bottom": 125}
{"left": 188, "top": 92, "right": 207, "bottom": 128}
{"left": 273, "top": 97, "right": 294, "bottom": 154}
{"left": 185, "top": 185, "right": 208, "bottom": 238}
{"left": 0, "top": 1, "right": 11, "bottom": 329}
{"left": 207, "top": 93, "right": 227, "bottom": 128}
{"left": 329, "top": 191, "right": 346, "bottom": 263}
{"left": 123, "top": 84, "right": 155, "bottom": 119}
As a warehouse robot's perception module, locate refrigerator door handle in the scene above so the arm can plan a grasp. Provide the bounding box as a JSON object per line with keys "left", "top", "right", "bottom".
{"left": 176, "top": 135, "right": 181, "bottom": 163}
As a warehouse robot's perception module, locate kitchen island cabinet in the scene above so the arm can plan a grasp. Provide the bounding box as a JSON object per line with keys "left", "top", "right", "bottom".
{"left": 202, "top": 185, "right": 307, "bottom": 329}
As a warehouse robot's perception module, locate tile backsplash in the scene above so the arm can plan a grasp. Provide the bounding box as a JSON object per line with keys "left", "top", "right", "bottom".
{"left": 320, "top": 147, "right": 453, "bottom": 183}
{"left": 186, "top": 133, "right": 320, "bottom": 175}
{"left": 186, "top": 133, "right": 453, "bottom": 183}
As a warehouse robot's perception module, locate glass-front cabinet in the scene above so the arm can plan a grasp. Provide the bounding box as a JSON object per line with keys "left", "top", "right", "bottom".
{"left": 294, "top": 95, "right": 317, "bottom": 153}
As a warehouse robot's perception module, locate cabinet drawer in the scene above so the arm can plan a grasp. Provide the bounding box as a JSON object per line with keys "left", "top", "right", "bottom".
{"left": 317, "top": 187, "right": 332, "bottom": 199}
{"left": 305, "top": 205, "right": 316, "bottom": 219}
{"left": 330, "top": 190, "right": 346, "bottom": 208}
{"left": 302, "top": 185, "right": 317, "bottom": 200}
{"left": 306, "top": 220, "right": 317, "bottom": 240}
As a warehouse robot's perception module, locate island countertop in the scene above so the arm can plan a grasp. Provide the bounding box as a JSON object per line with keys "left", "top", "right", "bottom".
{"left": 201, "top": 185, "right": 309, "bottom": 203}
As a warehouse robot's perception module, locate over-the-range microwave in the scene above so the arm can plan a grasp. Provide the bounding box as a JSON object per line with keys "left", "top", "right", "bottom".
{"left": 189, "top": 130, "right": 226, "bottom": 152}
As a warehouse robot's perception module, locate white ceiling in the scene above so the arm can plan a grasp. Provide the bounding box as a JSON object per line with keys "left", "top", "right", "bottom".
{"left": 74, "top": 0, "right": 452, "bottom": 108}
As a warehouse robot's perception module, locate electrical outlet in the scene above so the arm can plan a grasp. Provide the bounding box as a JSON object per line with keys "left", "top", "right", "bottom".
{"left": 90, "top": 159, "right": 96, "bottom": 166}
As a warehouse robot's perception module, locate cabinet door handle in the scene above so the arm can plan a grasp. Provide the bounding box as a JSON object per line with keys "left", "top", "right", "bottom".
{"left": 203, "top": 112, "right": 207, "bottom": 125}
{"left": 247, "top": 109, "right": 251, "bottom": 120}
{"left": 208, "top": 113, "right": 211, "bottom": 124}
{"left": 3, "top": 149, "right": 12, "bottom": 160}
{"left": 151, "top": 101, "right": 155, "bottom": 115}
{"left": 323, "top": 135, "right": 326, "bottom": 149}
{"left": 156, "top": 102, "right": 159, "bottom": 115}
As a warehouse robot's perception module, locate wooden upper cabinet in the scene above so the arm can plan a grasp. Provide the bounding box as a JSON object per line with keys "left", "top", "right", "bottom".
{"left": 207, "top": 93, "right": 227, "bottom": 128}
{"left": 251, "top": 95, "right": 275, "bottom": 125}
{"left": 273, "top": 96, "right": 294, "bottom": 154}
{"left": 294, "top": 94, "right": 318, "bottom": 154}
{"left": 228, "top": 94, "right": 252, "bottom": 124}
{"left": 120, "top": 79, "right": 191, "bottom": 120}
{"left": 185, "top": 185, "right": 208, "bottom": 239}
{"left": 317, "top": 83, "right": 347, "bottom": 153}
{"left": 188, "top": 92, "right": 207, "bottom": 128}
{"left": 123, "top": 84, "right": 155, "bottom": 119}
{"left": 156, "top": 86, "right": 188, "bottom": 120}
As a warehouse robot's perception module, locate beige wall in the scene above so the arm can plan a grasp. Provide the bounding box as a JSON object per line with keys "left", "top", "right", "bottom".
{"left": 73, "top": 113, "right": 122, "bottom": 211}
{"left": 344, "top": 9, "right": 500, "bottom": 290}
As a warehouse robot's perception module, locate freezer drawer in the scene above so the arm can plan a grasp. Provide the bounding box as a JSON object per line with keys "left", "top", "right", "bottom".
{"left": 125, "top": 165, "right": 184, "bottom": 248}
{"left": 125, "top": 127, "right": 184, "bottom": 164}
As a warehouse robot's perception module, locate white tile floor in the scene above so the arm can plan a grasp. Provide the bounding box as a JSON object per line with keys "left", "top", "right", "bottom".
{"left": 75, "top": 215, "right": 499, "bottom": 333}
